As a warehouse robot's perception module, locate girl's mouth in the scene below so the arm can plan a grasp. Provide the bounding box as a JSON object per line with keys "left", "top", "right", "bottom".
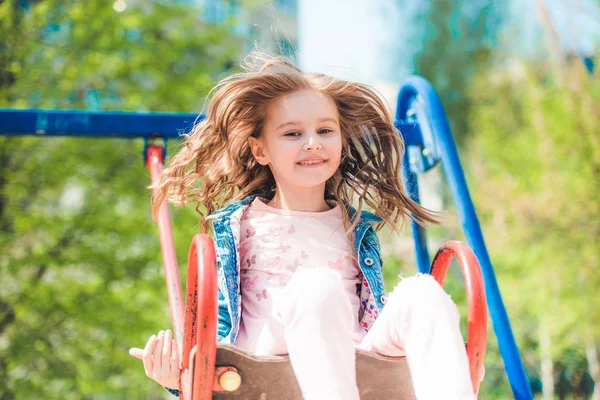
{"left": 297, "top": 159, "right": 327, "bottom": 167}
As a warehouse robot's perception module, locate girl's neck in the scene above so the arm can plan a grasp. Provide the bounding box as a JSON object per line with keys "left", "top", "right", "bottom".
{"left": 267, "top": 186, "right": 331, "bottom": 212}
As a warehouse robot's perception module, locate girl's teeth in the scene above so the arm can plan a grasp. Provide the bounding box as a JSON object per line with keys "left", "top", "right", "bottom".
{"left": 299, "top": 160, "right": 324, "bottom": 165}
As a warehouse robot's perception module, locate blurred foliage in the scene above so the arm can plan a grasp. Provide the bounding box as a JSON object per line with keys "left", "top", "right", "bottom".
{"left": 386, "top": 1, "right": 600, "bottom": 398}
{"left": 0, "top": 0, "right": 244, "bottom": 398}
{"left": 414, "top": 0, "right": 504, "bottom": 145}
{"left": 0, "top": 0, "right": 240, "bottom": 111}
{"left": 465, "top": 57, "right": 600, "bottom": 398}
{"left": 2, "top": 0, "right": 600, "bottom": 399}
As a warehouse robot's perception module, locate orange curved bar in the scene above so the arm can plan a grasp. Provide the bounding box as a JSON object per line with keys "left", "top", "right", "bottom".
{"left": 146, "top": 145, "right": 185, "bottom": 351}
{"left": 430, "top": 240, "right": 487, "bottom": 396}
{"left": 180, "top": 234, "right": 218, "bottom": 400}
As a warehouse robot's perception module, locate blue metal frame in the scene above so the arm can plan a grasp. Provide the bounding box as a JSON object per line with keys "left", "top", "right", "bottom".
{"left": 0, "top": 109, "right": 423, "bottom": 142}
{"left": 396, "top": 76, "right": 533, "bottom": 399}
{"left": 400, "top": 153, "right": 431, "bottom": 273}
{"left": 0, "top": 109, "right": 201, "bottom": 139}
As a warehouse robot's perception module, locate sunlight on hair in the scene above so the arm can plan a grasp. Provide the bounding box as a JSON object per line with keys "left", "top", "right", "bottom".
{"left": 152, "top": 52, "right": 439, "bottom": 236}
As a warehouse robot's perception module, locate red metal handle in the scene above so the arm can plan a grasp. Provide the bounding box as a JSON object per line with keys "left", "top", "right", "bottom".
{"left": 180, "top": 234, "right": 218, "bottom": 400}
{"left": 146, "top": 145, "right": 185, "bottom": 352}
{"left": 430, "top": 240, "right": 487, "bottom": 396}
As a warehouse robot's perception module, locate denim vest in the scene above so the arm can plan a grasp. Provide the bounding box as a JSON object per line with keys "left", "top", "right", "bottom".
{"left": 206, "top": 194, "right": 388, "bottom": 344}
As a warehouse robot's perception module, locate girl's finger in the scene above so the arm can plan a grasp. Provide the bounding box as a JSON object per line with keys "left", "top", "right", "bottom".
{"left": 172, "top": 337, "right": 182, "bottom": 370}
{"left": 142, "top": 335, "right": 157, "bottom": 375}
{"left": 152, "top": 331, "right": 165, "bottom": 374}
{"left": 163, "top": 330, "right": 173, "bottom": 363}
{"left": 170, "top": 339, "right": 179, "bottom": 371}
{"left": 129, "top": 347, "right": 144, "bottom": 360}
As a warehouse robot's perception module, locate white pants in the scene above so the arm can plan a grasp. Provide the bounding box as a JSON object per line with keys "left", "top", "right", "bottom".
{"left": 246, "top": 269, "right": 476, "bottom": 400}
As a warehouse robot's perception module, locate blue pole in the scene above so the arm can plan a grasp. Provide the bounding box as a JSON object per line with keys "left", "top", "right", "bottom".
{"left": 401, "top": 156, "right": 431, "bottom": 274}
{"left": 396, "top": 76, "right": 533, "bottom": 400}
{"left": 0, "top": 109, "right": 422, "bottom": 141}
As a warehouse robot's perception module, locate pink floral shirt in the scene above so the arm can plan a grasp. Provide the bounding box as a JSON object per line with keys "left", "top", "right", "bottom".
{"left": 235, "top": 197, "right": 366, "bottom": 352}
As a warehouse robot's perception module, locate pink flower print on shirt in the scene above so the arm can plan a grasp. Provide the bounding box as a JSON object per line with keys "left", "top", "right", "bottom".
{"left": 288, "top": 225, "right": 295, "bottom": 234}
{"left": 245, "top": 254, "right": 257, "bottom": 268}
{"left": 244, "top": 275, "right": 259, "bottom": 290}
{"left": 301, "top": 250, "right": 309, "bottom": 259}
{"left": 286, "top": 258, "right": 301, "bottom": 273}
{"left": 270, "top": 226, "right": 283, "bottom": 235}
{"left": 327, "top": 256, "right": 344, "bottom": 272}
{"left": 240, "top": 242, "right": 253, "bottom": 258}
{"left": 261, "top": 226, "right": 283, "bottom": 243}
{"left": 245, "top": 228, "right": 256, "bottom": 239}
{"left": 256, "top": 289, "right": 268, "bottom": 301}
{"left": 277, "top": 243, "right": 291, "bottom": 253}
{"left": 266, "top": 274, "right": 287, "bottom": 287}
{"left": 264, "top": 256, "right": 281, "bottom": 271}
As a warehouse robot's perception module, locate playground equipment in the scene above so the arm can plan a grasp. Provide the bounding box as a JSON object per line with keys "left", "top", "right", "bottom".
{"left": 0, "top": 76, "right": 534, "bottom": 399}
{"left": 176, "top": 232, "right": 485, "bottom": 399}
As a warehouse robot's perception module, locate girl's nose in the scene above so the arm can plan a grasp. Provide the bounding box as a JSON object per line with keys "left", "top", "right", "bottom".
{"left": 303, "top": 132, "right": 322, "bottom": 151}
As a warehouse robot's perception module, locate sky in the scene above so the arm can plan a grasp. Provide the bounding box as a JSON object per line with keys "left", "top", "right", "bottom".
{"left": 297, "top": 0, "right": 600, "bottom": 90}
{"left": 297, "top": 0, "right": 404, "bottom": 86}
{"left": 511, "top": 0, "right": 600, "bottom": 56}
{"left": 296, "top": 0, "right": 413, "bottom": 104}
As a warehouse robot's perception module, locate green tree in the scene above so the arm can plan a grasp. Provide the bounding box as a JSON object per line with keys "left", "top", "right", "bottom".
{"left": 0, "top": 1, "right": 244, "bottom": 398}
{"left": 413, "top": 0, "right": 505, "bottom": 144}
{"left": 0, "top": 0, "right": 240, "bottom": 110}
{"left": 466, "top": 57, "right": 600, "bottom": 398}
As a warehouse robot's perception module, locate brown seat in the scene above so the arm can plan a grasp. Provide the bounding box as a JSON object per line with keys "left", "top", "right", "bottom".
{"left": 213, "top": 343, "right": 416, "bottom": 399}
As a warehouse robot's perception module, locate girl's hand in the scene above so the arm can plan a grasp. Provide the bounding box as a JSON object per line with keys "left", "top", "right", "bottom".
{"left": 129, "top": 329, "right": 181, "bottom": 390}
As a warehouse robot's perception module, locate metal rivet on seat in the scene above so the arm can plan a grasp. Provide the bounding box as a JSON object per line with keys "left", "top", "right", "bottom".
{"left": 364, "top": 257, "right": 374, "bottom": 266}
{"left": 219, "top": 370, "right": 242, "bottom": 392}
{"left": 380, "top": 295, "right": 387, "bottom": 304}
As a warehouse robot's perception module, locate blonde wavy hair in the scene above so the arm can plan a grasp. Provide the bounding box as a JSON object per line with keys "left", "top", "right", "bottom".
{"left": 153, "top": 53, "right": 438, "bottom": 235}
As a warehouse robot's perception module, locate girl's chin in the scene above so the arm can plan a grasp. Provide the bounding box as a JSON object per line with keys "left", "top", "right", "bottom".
{"left": 291, "top": 176, "right": 334, "bottom": 189}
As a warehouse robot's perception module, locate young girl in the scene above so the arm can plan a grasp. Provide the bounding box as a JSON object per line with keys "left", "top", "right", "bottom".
{"left": 129, "top": 54, "right": 476, "bottom": 400}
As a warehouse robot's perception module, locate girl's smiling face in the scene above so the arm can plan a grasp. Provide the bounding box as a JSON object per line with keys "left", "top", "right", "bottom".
{"left": 248, "top": 89, "right": 343, "bottom": 194}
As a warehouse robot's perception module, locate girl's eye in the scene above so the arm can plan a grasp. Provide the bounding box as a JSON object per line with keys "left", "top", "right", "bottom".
{"left": 283, "top": 129, "right": 333, "bottom": 137}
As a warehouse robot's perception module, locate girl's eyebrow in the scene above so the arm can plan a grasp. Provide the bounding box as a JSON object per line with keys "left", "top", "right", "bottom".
{"left": 319, "top": 117, "right": 339, "bottom": 125}
{"left": 276, "top": 118, "right": 339, "bottom": 130}
{"left": 276, "top": 121, "right": 299, "bottom": 130}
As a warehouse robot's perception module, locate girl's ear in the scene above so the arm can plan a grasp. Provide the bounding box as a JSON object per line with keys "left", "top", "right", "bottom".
{"left": 248, "top": 137, "right": 269, "bottom": 165}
